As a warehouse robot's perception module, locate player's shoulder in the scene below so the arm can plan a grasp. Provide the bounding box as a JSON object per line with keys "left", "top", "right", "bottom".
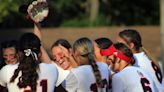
{"left": 0, "top": 63, "right": 18, "bottom": 72}
{"left": 71, "top": 65, "right": 91, "bottom": 72}
{"left": 70, "top": 65, "right": 93, "bottom": 79}
{"left": 114, "top": 66, "right": 138, "bottom": 76}
{"left": 39, "top": 63, "right": 57, "bottom": 72}
{"left": 96, "top": 62, "right": 108, "bottom": 68}
{"left": 112, "top": 72, "right": 123, "bottom": 81}
{"left": 40, "top": 62, "right": 56, "bottom": 67}
{"left": 122, "top": 66, "right": 141, "bottom": 72}
{"left": 134, "top": 52, "right": 150, "bottom": 61}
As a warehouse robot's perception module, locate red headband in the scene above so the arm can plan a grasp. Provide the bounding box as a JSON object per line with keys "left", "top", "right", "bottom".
{"left": 100, "top": 45, "right": 117, "bottom": 56}
{"left": 100, "top": 45, "right": 132, "bottom": 63}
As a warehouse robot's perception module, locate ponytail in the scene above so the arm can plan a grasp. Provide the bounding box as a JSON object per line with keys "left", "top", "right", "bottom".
{"left": 10, "top": 49, "right": 39, "bottom": 91}
{"left": 141, "top": 46, "right": 160, "bottom": 68}
{"left": 88, "top": 53, "right": 103, "bottom": 92}
{"left": 73, "top": 37, "right": 104, "bottom": 92}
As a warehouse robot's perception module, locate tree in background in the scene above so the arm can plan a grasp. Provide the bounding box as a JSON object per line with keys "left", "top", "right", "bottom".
{"left": 0, "top": 0, "right": 159, "bottom": 28}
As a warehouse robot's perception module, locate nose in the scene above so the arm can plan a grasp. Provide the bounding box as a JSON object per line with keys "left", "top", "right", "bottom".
{"left": 6, "top": 56, "right": 11, "bottom": 61}
{"left": 54, "top": 54, "right": 65, "bottom": 62}
{"left": 5, "top": 55, "right": 14, "bottom": 61}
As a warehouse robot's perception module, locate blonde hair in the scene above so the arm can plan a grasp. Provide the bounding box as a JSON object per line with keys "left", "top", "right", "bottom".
{"left": 73, "top": 37, "right": 103, "bottom": 91}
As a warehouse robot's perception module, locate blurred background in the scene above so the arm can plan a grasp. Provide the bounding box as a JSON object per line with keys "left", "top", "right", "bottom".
{"left": 0, "top": 0, "right": 159, "bottom": 28}
{"left": 0, "top": 0, "right": 162, "bottom": 72}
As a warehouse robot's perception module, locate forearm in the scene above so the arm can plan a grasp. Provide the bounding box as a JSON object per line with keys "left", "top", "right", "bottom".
{"left": 33, "top": 23, "right": 51, "bottom": 64}
{"left": 34, "top": 23, "right": 42, "bottom": 40}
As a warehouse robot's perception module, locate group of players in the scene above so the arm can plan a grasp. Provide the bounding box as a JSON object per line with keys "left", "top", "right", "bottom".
{"left": 0, "top": 22, "right": 164, "bottom": 92}
{"left": 0, "top": 0, "right": 164, "bottom": 92}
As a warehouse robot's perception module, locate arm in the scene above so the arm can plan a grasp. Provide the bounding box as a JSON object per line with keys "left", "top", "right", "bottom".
{"left": 34, "top": 23, "right": 51, "bottom": 64}
{"left": 27, "top": 0, "right": 51, "bottom": 64}
{"left": 59, "top": 45, "right": 78, "bottom": 68}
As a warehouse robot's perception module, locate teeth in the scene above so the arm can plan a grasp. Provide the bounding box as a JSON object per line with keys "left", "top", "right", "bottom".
{"left": 59, "top": 59, "right": 64, "bottom": 65}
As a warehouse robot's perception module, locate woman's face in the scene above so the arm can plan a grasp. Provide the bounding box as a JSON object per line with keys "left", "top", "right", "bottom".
{"left": 3, "top": 47, "right": 17, "bottom": 64}
{"left": 51, "top": 46, "right": 71, "bottom": 70}
{"left": 72, "top": 50, "right": 82, "bottom": 65}
{"left": 107, "top": 55, "right": 121, "bottom": 72}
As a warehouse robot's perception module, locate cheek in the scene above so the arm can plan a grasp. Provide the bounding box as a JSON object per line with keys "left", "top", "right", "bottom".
{"left": 74, "top": 56, "right": 81, "bottom": 65}
{"left": 106, "top": 59, "right": 112, "bottom": 65}
{"left": 112, "top": 63, "right": 119, "bottom": 71}
{"left": 53, "top": 54, "right": 61, "bottom": 61}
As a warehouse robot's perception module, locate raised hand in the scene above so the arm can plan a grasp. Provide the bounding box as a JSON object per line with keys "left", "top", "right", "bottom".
{"left": 27, "top": 0, "right": 49, "bottom": 23}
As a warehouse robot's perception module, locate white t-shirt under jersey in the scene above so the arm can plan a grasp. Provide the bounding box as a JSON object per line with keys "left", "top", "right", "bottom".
{"left": 0, "top": 63, "right": 58, "bottom": 92}
{"left": 112, "top": 66, "right": 158, "bottom": 92}
{"left": 133, "top": 52, "right": 164, "bottom": 92}
{"left": 64, "top": 62, "right": 109, "bottom": 92}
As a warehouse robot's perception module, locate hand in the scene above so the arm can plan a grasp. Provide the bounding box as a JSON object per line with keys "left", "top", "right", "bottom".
{"left": 27, "top": 0, "right": 49, "bottom": 23}
{"left": 59, "top": 45, "right": 71, "bottom": 58}
{"left": 59, "top": 45, "right": 79, "bottom": 67}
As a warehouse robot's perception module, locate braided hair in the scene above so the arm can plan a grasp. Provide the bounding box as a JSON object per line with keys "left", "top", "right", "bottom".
{"left": 73, "top": 37, "right": 104, "bottom": 90}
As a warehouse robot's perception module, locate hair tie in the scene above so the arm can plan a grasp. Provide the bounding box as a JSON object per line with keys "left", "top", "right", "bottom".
{"left": 24, "top": 49, "right": 38, "bottom": 60}
{"left": 24, "top": 49, "right": 32, "bottom": 56}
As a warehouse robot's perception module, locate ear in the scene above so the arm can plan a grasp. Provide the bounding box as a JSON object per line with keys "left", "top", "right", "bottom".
{"left": 129, "top": 42, "right": 135, "bottom": 49}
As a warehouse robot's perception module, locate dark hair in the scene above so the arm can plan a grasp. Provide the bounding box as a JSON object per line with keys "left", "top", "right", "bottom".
{"left": 114, "top": 43, "right": 135, "bottom": 64}
{"left": 0, "top": 40, "right": 18, "bottom": 68}
{"left": 95, "top": 37, "right": 113, "bottom": 49}
{"left": 51, "top": 39, "right": 72, "bottom": 50}
{"left": 10, "top": 33, "right": 41, "bottom": 91}
{"left": 1, "top": 40, "right": 18, "bottom": 53}
{"left": 119, "top": 29, "right": 142, "bottom": 51}
{"left": 73, "top": 37, "right": 103, "bottom": 89}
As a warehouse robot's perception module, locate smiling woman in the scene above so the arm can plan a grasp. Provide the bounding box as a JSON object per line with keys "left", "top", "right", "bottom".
{"left": 101, "top": 43, "right": 158, "bottom": 92}
{"left": 51, "top": 45, "right": 71, "bottom": 70}
{"left": 0, "top": 40, "right": 18, "bottom": 65}
{"left": 51, "top": 39, "right": 78, "bottom": 70}
{"left": 0, "top": 33, "right": 58, "bottom": 92}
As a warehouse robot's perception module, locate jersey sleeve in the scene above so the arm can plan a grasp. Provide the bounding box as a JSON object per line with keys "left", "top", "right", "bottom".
{"left": 112, "top": 74, "right": 124, "bottom": 92}
{"left": 64, "top": 71, "right": 78, "bottom": 92}
{"left": 0, "top": 66, "right": 8, "bottom": 87}
{"left": 52, "top": 62, "right": 70, "bottom": 87}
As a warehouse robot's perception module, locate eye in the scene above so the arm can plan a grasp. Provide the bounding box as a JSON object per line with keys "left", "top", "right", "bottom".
{"left": 52, "top": 55, "right": 57, "bottom": 61}
{"left": 106, "top": 56, "right": 112, "bottom": 61}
